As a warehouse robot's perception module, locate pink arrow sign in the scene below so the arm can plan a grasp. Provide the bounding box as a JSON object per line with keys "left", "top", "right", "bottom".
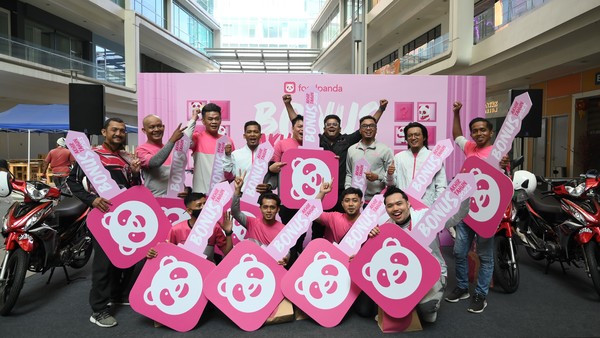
{"left": 403, "top": 139, "right": 454, "bottom": 210}
{"left": 209, "top": 135, "right": 229, "bottom": 194}
{"left": 351, "top": 158, "right": 370, "bottom": 196}
{"left": 335, "top": 194, "right": 387, "bottom": 256}
{"left": 166, "top": 134, "right": 191, "bottom": 198}
{"left": 240, "top": 141, "right": 274, "bottom": 205}
{"left": 301, "top": 85, "right": 320, "bottom": 149}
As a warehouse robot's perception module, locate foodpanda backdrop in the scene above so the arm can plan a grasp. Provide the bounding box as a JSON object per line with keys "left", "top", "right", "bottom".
{"left": 137, "top": 74, "right": 486, "bottom": 184}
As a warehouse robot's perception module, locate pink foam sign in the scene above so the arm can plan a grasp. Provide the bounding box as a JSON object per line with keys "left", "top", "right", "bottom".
{"left": 301, "top": 85, "right": 320, "bottom": 149}
{"left": 485, "top": 92, "right": 532, "bottom": 168}
{"left": 129, "top": 242, "right": 215, "bottom": 332}
{"left": 87, "top": 186, "right": 172, "bottom": 268}
{"left": 263, "top": 199, "right": 323, "bottom": 260}
{"left": 240, "top": 142, "right": 274, "bottom": 205}
{"left": 461, "top": 156, "right": 513, "bottom": 238}
{"left": 181, "top": 181, "right": 233, "bottom": 256}
{"left": 280, "top": 148, "right": 338, "bottom": 210}
{"left": 204, "top": 240, "right": 286, "bottom": 331}
{"left": 349, "top": 223, "right": 441, "bottom": 319}
{"left": 408, "top": 173, "right": 475, "bottom": 248}
{"left": 209, "top": 135, "right": 229, "bottom": 194}
{"left": 65, "top": 131, "right": 123, "bottom": 199}
{"left": 335, "top": 194, "right": 387, "bottom": 256}
{"left": 351, "top": 158, "right": 370, "bottom": 196}
{"left": 281, "top": 238, "right": 361, "bottom": 327}
{"left": 156, "top": 197, "right": 189, "bottom": 225}
{"left": 404, "top": 139, "right": 454, "bottom": 210}
{"left": 166, "top": 134, "right": 191, "bottom": 198}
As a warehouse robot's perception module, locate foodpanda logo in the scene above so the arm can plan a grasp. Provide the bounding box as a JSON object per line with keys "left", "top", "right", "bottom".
{"left": 284, "top": 82, "right": 296, "bottom": 94}
{"left": 295, "top": 251, "right": 351, "bottom": 310}
{"left": 101, "top": 201, "right": 159, "bottom": 255}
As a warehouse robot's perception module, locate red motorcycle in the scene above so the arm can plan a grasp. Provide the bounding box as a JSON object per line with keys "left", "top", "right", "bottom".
{"left": 0, "top": 171, "right": 92, "bottom": 315}
{"left": 517, "top": 169, "right": 600, "bottom": 297}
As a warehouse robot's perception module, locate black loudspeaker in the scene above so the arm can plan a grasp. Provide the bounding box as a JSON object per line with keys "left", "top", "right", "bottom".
{"left": 69, "top": 83, "right": 105, "bottom": 135}
{"left": 511, "top": 89, "right": 543, "bottom": 138}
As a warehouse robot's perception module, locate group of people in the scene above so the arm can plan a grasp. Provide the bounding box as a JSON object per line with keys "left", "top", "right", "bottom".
{"left": 60, "top": 95, "right": 507, "bottom": 329}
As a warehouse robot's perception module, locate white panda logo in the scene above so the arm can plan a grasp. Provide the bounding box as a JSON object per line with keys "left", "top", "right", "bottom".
{"left": 217, "top": 254, "right": 276, "bottom": 313}
{"left": 290, "top": 157, "right": 332, "bottom": 200}
{"left": 295, "top": 252, "right": 351, "bottom": 309}
{"left": 469, "top": 168, "right": 501, "bottom": 222}
{"left": 417, "top": 104, "right": 435, "bottom": 121}
{"left": 362, "top": 237, "right": 422, "bottom": 300}
{"left": 101, "top": 201, "right": 159, "bottom": 255}
{"left": 144, "top": 256, "right": 203, "bottom": 315}
{"left": 162, "top": 206, "right": 190, "bottom": 225}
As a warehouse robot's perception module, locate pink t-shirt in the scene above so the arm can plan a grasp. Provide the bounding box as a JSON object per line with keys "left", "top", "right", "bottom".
{"left": 191, "top": 130, "right": 235, "bottom": 193}
{"left": 317, "top": 212, "right": 355, "bottom": 244}
{"left": 168, "top": 220, "right": 227, "bottom": 251}
{"left": 272, "top": 137, "right": 301, "bottom": 162}
{"left": 45, "top": 147, "right": 74, "bottom": 176}
{"left": 136, "top": 142, "right": 171, "bottom": 168}
{"left": 245, "top": 216, "right": 285, "bottom": 245}
{"left": 456, "top": 136, "right": 492, "bottom": 159}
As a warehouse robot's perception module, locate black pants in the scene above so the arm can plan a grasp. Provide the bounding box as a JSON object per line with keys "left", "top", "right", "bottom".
{"left": 89, "top": 238, "right": 135, "bottom": 312}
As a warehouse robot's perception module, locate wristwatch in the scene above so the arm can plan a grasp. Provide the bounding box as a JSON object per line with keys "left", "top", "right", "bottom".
{"left": 224, "top": 229, "right": 233, "bottom": 236}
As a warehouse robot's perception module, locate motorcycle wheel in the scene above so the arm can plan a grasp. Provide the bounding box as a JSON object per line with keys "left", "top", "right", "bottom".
{"left": 583, "top": 241, "right": 600, "bottom": 298}
{"left": 493, "top": 235, "right": 520, "bottom": 293}
{"left": 0, "top": 248, "right": 29, "bottom": 316}
{"left": 69, "top": 230, "right": 93, "bottom": 269}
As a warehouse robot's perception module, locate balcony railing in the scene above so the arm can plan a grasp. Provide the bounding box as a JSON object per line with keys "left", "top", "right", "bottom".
{"left": 474, "top": 0, "right": 550, "bottom": 44}
{"left": 0, "top": 35, "right": 125, "bottom": 86}
{"left": 399, "top": 33, "right": 449, "bottom": 72}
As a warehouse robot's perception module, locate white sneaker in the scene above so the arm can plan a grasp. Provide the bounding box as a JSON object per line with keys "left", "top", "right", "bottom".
{"left": 448, "top": 226, "right": 456, "bottom": 240}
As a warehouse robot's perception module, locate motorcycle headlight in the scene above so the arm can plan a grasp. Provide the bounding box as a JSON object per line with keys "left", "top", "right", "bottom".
{"left": 26, "top": 182, "right": 49, "bottom": 201}
{"left": 566, "top": 182, "right": 585, "bottom": 197}
{"left": 24, "top": 208, "right": 46, "bottom": 231}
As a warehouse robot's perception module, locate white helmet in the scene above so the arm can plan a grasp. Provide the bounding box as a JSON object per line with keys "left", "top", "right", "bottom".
{"left": 512, "top": 170, "right": 537, "bottom": 195}
{"left": 57, "top": 137, "right": 66, "bottom": 147}
{"left": 0, "top": 171, "right": 12, "bottom": 198}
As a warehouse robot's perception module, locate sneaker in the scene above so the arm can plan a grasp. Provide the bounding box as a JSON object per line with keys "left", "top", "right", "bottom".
{"left": 90, "top": 311, "right": 117, "bottom": 328}
{"left": 421, "top": 311, "right": 438, "bottom": 323}
{"left": 468, "top": 293, "right": 487, "bottom": 313}
{"left": 444, "top": 287, "right": 469, "bottom": 303}
{"left": 448, "top": 226, "right": 457, "bottom": 239}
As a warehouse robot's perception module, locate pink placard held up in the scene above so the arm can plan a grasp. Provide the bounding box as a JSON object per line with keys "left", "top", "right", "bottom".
{"left": 351, "top": 158, "right": 370, "bottom": 197}
{"left": 156, "top": 197, "right": 189, "bottom": 225}
{"left": 263, "top": 199, "right": 323, "bottom": 260}
{"left": 336, "top": 194, "right": 387, "bottom": 256}
{"left": 408, "top": 173, "right": 475, "bottom": 248}
{"left": 485, "top": 92, "right": 532, "bottom": 168}
{"left": 280, "top": 149, "right": 339, "bottom": 210}
{"left": 203, "top": 240, "right": 287, "bottom": 331}
{"left": 209, "top": 135, "right": 229, "bottom": 194}
{"left": 181, "top": 181, "right": 233, "bottom": 257}
{"left": 403, "top": 139, "right": 454, "bottom": 210}
{"left": 166, "top": 134, "right": 190, "bottom": 198}
{"left": 65, "top": 131, "right": 123, "bottom": 199}
{"left": 349, "top": 223, "right": 441, "bottom": 319}
{"left": 301, "top": 85, "right": 320, "bottom": 149}
{"left": 86, "top": 186, "right": 172, "bottom": 268}
{"left": 129, "top": 242, "right": 215, "bottom": 332}
{"left": 240, "top": 141, "right": 274, "bottom": 205}
{"left": 281, "top": 238, "right": 361, "bottom": 328}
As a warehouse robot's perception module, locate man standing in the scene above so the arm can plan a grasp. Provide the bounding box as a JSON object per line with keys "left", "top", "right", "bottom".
{"left": 41, "top": 137, "right": 74, "bottom": 191}
{"left": 282, "top": 94, "right": 388, "bottom": 210}
{"left": 191, "top": 103, "right": 235, "bottom": 193}
{"left": 444, "top": 101, "right": 508, "bottom": 314}
{"left": 223, "top": 120, "right": 262, "bottom": 191}
{"left": 345, "top": 115, "right": 394, "bottom": 204}
{"left": 136, "top": 111, "right": 197, "bottom": 196}
{"left": 67, "top": 118, "right": 141, "bottom": 328}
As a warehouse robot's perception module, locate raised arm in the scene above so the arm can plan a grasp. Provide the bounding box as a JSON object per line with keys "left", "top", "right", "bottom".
{"left": 282, "top": 94, "right": 298, "bottom": 122}
{"left": 452, "top": 101, "right": 464, "bottom": 140}
{"left": 372, "top": 99, "right": 388, "bottom": 123}
{"left": 231, "top": 174, "right": 247, "bottom": 228}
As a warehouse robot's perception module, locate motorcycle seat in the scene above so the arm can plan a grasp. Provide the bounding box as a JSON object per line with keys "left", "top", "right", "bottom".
{"left": 53, "top": 197, "right": 88, "bottom": 225}
{"left": 528, "top": 190, "right": 567, "bottom": 222}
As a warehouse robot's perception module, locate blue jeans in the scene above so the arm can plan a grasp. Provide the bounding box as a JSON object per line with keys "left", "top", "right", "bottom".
{"left": 453, "top": 221, "right": 494, "bottom": 296}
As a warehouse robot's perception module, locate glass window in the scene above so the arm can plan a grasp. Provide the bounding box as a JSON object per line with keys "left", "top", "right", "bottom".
{"left": 134, "top": 0, "right": 166, "bottom": 28}
{"left": 173, "top": 1, "right": 214, "bottom": 52}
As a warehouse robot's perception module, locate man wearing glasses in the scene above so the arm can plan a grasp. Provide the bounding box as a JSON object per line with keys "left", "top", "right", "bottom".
{"left": 345, "top": 115, "right": 394, "bottom": 205}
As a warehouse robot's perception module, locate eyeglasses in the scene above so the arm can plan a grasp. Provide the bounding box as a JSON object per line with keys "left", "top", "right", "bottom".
{"left": 360, "top": 124, "right": 376, "bottom": 130}
{"left": 406, "top": 132, "right": 422, "bottom": 139}
{"left": 325, "top": 122, "right": 339, "bottom": 127}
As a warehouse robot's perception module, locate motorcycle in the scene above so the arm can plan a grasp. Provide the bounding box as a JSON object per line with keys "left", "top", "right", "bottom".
{"left": 492, "top": 157, "right": 534, "bottom": 293}
{"left": 517, "top": 169, "right": 600, "bottom": 297}
{"left": 0, "top": 171, "right": 93, "bottom": 315}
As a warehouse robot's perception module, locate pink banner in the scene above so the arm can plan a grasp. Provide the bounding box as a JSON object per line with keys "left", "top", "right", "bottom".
{"left": 66, "top": 131, "right": 123, "bottom": 199}
{"left": 166, "top": 134, "right": 190, "bottom": 198}
{"left": 240, "top": 142, "right": 274, "bottom": 205}
{"left": 181, "top": 181, "right": 233, "bottom": 256}
{"left": 209, "top": 135, "right": 229, "bottom": 194}
{"left": 335, "top": 194, "right": 387, "bottom": 257}
{"left": 351, "top": 158, "right": 370, "bottom": 196}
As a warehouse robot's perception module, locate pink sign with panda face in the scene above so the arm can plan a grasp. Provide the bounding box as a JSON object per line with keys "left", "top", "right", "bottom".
{"left": 203, "top": 240, "right": 287, "bottom": 331}
{"left": 129, "top": 242, "right": 215, "bottom": 332}
{"left": 349, "top": 223, "right": 441, "bottom": 319}
{"left": 281, "top": 238, "right": 361, "bottom": 327}
{"left": 157, "top": 197, "right": 190, "bottom": 225}
{"left": 280, "top": 149, "right": 338, "bottom": 210}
